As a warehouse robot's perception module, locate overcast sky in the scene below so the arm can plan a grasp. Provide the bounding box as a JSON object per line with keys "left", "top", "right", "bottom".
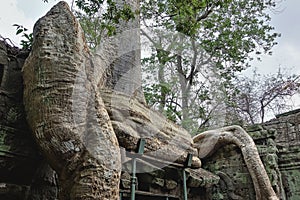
{"left": 0, "top": 0, "right": 299, "bottom": 111}
{"left": 1, "top": 0, "right": 299, "bottom": 72}
{"left": 249, "top": 0, "right": 300, "bottom": 75}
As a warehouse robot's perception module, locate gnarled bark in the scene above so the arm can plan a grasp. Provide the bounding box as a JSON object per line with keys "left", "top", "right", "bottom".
{"left": 22, "top": 1, "right": 201, "bottom": 199}
{"left": 101, "top": 89, "right": 201, "bottom": 169}
{"left": 0, "top": 1, "right": 295, "bottom": 200}
{"left": 193, "top": 125, "right": 279, "bottom": 200}
{"left": 23, "top": 2, "right": 120, "bottom": 199}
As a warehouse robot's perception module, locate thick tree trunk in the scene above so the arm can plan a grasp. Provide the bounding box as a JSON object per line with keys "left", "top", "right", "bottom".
{"left": 22, "top": 1, "right": 201, "bottom": 199}
{"left": 158, "top": 64, "right": 166, "bottom": 112}
{"left": 193, "top": 125, "right": 279, "bottom": 200}
{"left": 176, "top": 51, "right": 190, "bottom": 128}
{"left": 23, "top": 2, "right": 121, "bottom": 199}
{"left": 0, "top": 39, "right": 60, "bottom": 200}
{"left": 100, "top": 0, "right": 145, "bottom": 103}
{"left": 101, "top": 89, "right": 201, "bottom": 169}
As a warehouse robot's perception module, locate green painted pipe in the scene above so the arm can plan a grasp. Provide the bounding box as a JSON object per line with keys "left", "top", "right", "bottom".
{"left": 183, "top": 169, "right": 188, "bottom": 200}
{"left": 119, "top": 192, "right": 123, "bottom": 200}
{"left": 131, "top": 158, "right": 137, "bottom": 200}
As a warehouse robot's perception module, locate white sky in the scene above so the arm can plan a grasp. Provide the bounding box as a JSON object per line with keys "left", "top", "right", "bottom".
{"left": 1, "top": 0, "right": 299, "bottom": 73}
{"left": 247, "top": 0, "right": 300, "bottom": 111}
{"left": 0, "top": 0, "right": 72, "bottom": 46}
{"left": 249, "top": 0, "right": 300, "bottom": 75}
{"left": 0, "top": 0, "right": 299, "bottom": 113}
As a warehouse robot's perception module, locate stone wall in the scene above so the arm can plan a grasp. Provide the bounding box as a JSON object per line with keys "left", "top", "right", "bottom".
{"left": 264, "top": 109, "right": 300, "bottom": 200}
{"left": 0, "top": 39, "right": 299, "bottom": 199}
{"left": 201, "top": 126, "right": 276, "bottom": 199}
{"left": 118, "top": 153, "right": 219, "bottom": 200}
{"left": 202, "top": 110, "right": 300, "bottom": 200}
{"left": 0, "top": 40, "right": 39, "bottom": 199}
{"left": 0, "top": 39, "right": 216, "bottom": 200}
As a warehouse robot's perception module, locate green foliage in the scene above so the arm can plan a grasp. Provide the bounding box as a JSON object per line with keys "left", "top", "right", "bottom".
{"left": 39, "top": 0, "right": 137, "bottom": 48}
{"left": 74, "top": 0, "right": 136, "bottom": 47}
{"left": 141, "top": 0, "right": 281, "bottom": 133}
{"left": 36, "top": 0, "right": 285, "bottom": 132}
{"left": 13, "top": 24, "right": 33, "bottom": 50}
{"left": 141, "top": 0, "right": 209, "bottom": 36}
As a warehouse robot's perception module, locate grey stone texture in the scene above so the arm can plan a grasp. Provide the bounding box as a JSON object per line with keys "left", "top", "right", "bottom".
{"left": 264, "top": 110, "right": 300, "bottom": 200}
{"left": 0, "top": 1, "right": 299, "bottom": 199}
{"left": 202, "top": 110, "right": 300, "bottom": 200}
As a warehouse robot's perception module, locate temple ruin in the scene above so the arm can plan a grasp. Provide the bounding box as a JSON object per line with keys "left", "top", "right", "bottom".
{"left": 0, "top": 2, "right": 299, "bottom": 200}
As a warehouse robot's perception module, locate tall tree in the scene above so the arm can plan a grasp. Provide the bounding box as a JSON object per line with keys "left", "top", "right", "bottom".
{"left": 71, "top": 0, "right": 136, "bottom": 47}
{"left": 43, "top": 1, "right": 281, "bottom": 134}
{"left": 141, "top": 0, "right": 280, "bottom": 133}
{"left": 3, "top": 1, "right": 280, "bottom": 199}
{"left": 22, "top": 1, "right": 141, "bottom": 199}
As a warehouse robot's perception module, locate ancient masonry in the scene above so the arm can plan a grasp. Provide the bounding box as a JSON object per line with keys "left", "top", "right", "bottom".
{"left": 265, "top": 110, "right": 300, "bottom": 200}
{"left": 203, "top": 109, "right": 300, "bottom": 200}
{"left": 0, "top": 2, "right": 299, "bottom": 199}
{"left": 1, "top": 35, "right": 300, "bottom": 200}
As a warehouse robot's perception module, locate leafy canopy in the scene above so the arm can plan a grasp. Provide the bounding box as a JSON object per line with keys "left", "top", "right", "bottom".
{"left": 37, "top": 0, "right": 283, "bottom": 132}
{"left": 140, "top": 0, "right": 281, "bottom": 132}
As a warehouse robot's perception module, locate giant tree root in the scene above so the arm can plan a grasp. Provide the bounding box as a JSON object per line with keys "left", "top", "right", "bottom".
{"left": 193, "top": 125, "right": 279, "bottom": 200}
{"left": 100, "top": 89, "right": 201, "bottom": 169}
{"left": 23, "top": 2, "right": 121, "bottom": 199}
